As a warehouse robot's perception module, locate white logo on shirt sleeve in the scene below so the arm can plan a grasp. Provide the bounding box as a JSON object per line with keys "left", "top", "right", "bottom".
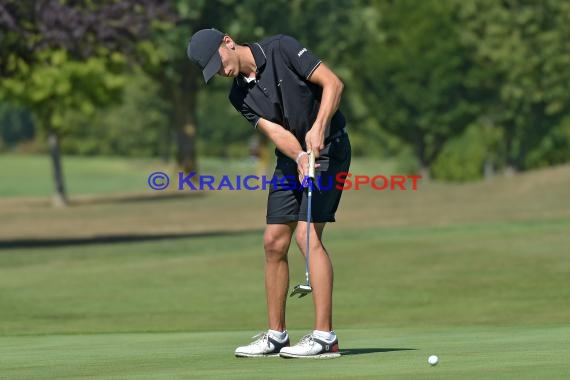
{"left": 297, "top": 48, "right": 307, "bottom": 57}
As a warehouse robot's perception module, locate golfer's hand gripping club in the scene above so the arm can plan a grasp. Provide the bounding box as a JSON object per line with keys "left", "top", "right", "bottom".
{"left": 307, "top": 150, "right": 315, "bottom": 179}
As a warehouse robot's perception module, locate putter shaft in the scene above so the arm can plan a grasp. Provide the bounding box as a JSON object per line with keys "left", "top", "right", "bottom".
{"left": 290, "top": 151, "right": 315, "bottom": 299}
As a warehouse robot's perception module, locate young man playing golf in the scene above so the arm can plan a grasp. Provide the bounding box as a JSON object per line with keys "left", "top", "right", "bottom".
{"left": 187, "top": 28, "right": 351, "bottom": 359}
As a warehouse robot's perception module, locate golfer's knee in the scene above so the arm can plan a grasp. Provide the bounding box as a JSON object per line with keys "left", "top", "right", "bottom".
{"left": 295, "top": 227, "right": 315, "bottom": 252}
{"left": 295, "top": 226, "right": 323, "bottom": 254}
{"left": 294, "top": 227, "right": 305, "bottom": 251}
{"left": 264, "top": 233, "right": 289, "bottom": 261}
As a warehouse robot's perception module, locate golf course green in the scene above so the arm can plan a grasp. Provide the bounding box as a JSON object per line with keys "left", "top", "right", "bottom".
{"left": 1, "top": 154, "right": 569, "bottom": 379}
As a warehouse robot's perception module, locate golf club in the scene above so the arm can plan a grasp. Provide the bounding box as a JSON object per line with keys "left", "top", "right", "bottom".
{"left": 290, "top": 150, "right": 315, "bottom": 299}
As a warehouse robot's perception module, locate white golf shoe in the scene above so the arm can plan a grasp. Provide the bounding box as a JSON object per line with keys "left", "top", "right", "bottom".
{"left": 234, "top": 331, "right": 290, "bottom": 358}
{"left": 279, "top": 333, "right": 341, "bottom": 359}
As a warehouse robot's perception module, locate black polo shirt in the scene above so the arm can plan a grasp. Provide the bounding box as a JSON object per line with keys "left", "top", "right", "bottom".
{"left": 228, "top": 35, "right": 345, "bottom": 147}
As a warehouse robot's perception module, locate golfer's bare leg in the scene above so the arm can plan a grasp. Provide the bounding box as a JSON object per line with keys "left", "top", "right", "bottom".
{"left": 264, "top": 223, "right": 295, "bottom": 332}
{"left": 295, "top": 222, "right": 332, "bottom": 331}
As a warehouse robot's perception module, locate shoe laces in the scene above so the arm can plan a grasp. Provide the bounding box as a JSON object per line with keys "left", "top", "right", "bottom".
{"left": 297, "top": 334, "right": 315, "bottom": 347}
{"left": 249, "top": 332, "right": 271, "bottom": 348}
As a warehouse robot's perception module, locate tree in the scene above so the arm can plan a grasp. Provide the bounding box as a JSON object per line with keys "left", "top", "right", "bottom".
{"left": 458, "top": 0, "right": 570, "bottom": 173}
{"left": 359, "top": 0, "right": 480, "bottom": 178}
{"left": 137, "top": 0, "right": 220, "bottom": 176}
{"left": 0, "top": 0, "right": 173, "bottom": 206}
{"left": 138, "top": 0, "right": 277, "bottom": 176}
{"left": 60, "top": 72, "right": 171, "bottom": 158}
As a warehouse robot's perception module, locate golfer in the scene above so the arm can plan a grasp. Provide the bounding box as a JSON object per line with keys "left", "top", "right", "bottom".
{"left": 187, "top": 28, "right": 351, "bottom": 358}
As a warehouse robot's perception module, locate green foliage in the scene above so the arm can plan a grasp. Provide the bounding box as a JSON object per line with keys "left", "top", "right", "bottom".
{"left": 60, "top": 72, "right": 170, "bottom": 157}
{"left": 197, "top": 79, "right": 252, "bottom": 158}
{"left": 361, "top": 0, "right": 480, "bottom": 173}
{"left": 0, "top": 103, "right": 35, "bottom": 150}
{"left": 0, "top": 0, "right": 173, "bottom": 140}
{"left": 525, "top": 116, "right": 570, "bottom": 168}
{"left": 458, "top": 0, "right": 570, "bottom": 171}
{"left": 1, "top": 50, "right": 127, "bottom": 133}
{"left": 394, "top": 145, "right": 419, "bottom": 176}
{"left": 2, "top": 0, "right": 570, "bottom": 181}
{"left": 432, "top": 123, "right": 502, "bottom": 182}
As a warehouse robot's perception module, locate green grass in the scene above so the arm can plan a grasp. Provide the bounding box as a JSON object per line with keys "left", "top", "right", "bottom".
{"left": 0, "top": 154, "right": 569, "bottom": 378}
{"left": 0, "top": 154, "right": 147, "bottom": 196}
{"left": 1, "top": 327, "right": 568, "bottom": 380}
{"left": 1, "top": 220, "right": 569, "bottom": 335}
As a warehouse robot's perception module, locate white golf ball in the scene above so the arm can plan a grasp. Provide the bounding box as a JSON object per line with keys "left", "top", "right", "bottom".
{"left": 428, "top": 355, "right": 439, "bottom": 366}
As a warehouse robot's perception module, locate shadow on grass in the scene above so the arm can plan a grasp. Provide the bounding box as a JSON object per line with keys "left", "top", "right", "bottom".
{"left": 0, "top": 229, "right": 263, "bottom": 250}
{"left": 341, "top": 348, "right": 416, "bottom": 356}
{"left": 0, "top": 190, "right": 206, "bottom": 211}
{"left": 70, "top": 190, "right": 206, "bottom": 206}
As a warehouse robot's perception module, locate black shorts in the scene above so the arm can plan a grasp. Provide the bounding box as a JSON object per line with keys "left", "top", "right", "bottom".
{"left": 266, "top": 132, "right": 351, "bottom": 224}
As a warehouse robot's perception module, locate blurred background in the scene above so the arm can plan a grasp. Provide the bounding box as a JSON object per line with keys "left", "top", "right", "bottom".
{"left": 1, "top": 1, "right": 569, "bottom": 378}
{"left": 2, "top": 0, "right": 569, "bottom": 205}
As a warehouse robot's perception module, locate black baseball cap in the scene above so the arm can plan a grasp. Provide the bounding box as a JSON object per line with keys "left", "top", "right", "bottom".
{"left": 187, "top": 28, "right": 225, "bottom": 83}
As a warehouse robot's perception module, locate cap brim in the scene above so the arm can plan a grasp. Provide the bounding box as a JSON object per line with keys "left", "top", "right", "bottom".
{"left": 202, "top": 52, "right": 222, "bottom": 83}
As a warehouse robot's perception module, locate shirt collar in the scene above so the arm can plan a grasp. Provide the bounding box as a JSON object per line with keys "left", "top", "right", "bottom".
{"left": 235, "top": 42, "right": 267, "bottom": 88}
{"left": 245, "top": 42, "right": 267, "bottom": 74}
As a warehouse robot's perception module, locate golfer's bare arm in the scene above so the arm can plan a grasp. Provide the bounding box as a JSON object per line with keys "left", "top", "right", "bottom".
{"left": 307, "top": 63, "right": 344, "bottom": 135}
{"left": 257, "top": 64, "right": 342, "bottom": 157}
{"left": 256, "top": 119, "right": 303, "bottom": 161}
{"left": 256, "top": 63, "right": 343, "bottom": 166}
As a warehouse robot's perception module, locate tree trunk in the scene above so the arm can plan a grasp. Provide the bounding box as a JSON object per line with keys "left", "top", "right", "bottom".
{"left": 483, "top": 121, "right": 496, "bottom": 181}
{"left": 48, "top": 130, "right": 68, "bottom": 207}
{"left": 484, "top": 158, "right": 495, "bottom": 181}
{"left": 419, "top": 162, "right": 430, "bottom": 181}
{"left": 173, "top": 65, "right": 200, "bottom": 175}
{"left": 415, "top": 138, "right": 431, "bottom": 180}
{"left": 176, "top": 122, "right": 198, "bottom": 174}
{"left": 504, "top": 122, "right": 518, "bottom": 176}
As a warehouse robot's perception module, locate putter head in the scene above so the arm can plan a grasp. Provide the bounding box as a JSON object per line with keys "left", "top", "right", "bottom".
{"left": 290, "top": 284, "right": 312, "bottom": 298}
